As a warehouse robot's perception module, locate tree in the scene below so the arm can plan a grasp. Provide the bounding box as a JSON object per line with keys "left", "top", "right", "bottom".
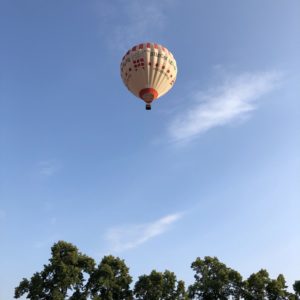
{"left": 87, "top": 255, "right": 133, "bottom": 300}
{"left": 242, "top": 269, "right": 270, "bottom": 300}
{"left": 15, "top": 241, "right": 95, "bottom": 299}
{"left": 15, "top": 273, "right": 44, "bottom": 300}
{"left": 134, "top": 270, "right": 187, "bottom": 300}
{"left": 14, "top": 241, "right": 300, "bottom": 300}
{"left": 293, "top": 281, "right": 300, "bottom": 299}
{"left": 188, "top": 256, "right": 243, "bottom": 300}
{"left": 265, "top": 274, "right": 289, "bottom": 300}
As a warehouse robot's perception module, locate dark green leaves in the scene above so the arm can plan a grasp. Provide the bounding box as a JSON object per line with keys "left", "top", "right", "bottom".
{"left": 134, "top": 270, "right": 187, "bottom": 300}
{"left": 14, "top": 241, "right": 299, "bottom": 300}
{"left": 15, "top": 241, "right": 95, "bottom": 299}
{"left": 189, "top": 256, "right": 242, "bottom": 300}
{"left": 87, "top": 255, "right": 133, "bottom": 300}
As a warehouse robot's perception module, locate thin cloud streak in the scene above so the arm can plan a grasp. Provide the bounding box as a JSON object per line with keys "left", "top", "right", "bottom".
{"left": 168, "top": 71, "right": 282, "bottom": 143}
{"left": 106, "top": 213, "right": 182, "bottom": 252}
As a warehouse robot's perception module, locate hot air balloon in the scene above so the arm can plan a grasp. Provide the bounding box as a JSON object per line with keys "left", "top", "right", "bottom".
{"left": 120, "top": 42, "right": 177, "bottom": 110}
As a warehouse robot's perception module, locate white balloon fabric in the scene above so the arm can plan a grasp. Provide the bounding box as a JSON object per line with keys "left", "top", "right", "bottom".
{"left": 120, "top": 42, "right": 177, "bottom": 110}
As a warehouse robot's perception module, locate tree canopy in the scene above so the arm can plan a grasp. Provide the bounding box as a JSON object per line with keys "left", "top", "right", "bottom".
{"left": 15, "top": 241, "right": 299, "bottom": 300}
{"left": 188, "top": 256, "right": 243, "bottom": 300}
{"left": 134, "top": 270, "right": 187, "bottom": 300}
{"left": 15, "top": 241, "right": 95, "bottom": 299}
{"left": 87, "top": 255, "right": 133, "bottom": 300}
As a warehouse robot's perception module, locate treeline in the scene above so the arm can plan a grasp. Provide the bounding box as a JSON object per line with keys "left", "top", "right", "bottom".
{"left": 15, "top": 241, "right": 300, "bottom": 299}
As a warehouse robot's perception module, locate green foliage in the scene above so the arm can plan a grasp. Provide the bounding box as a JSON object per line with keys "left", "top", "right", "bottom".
{"left": 15, "top": 275, "right": 43, "bottom": 300}
{"left": 15, "top": 241, "right": 95, "bottom": 299}
{"left": 14, "top": 241, "right": 300, "bottom": 300}
{"left": 188, "top": 256, "right": 243, "bottom": 300}
{"left": 294, "top": 280, "right": 300, "bottom": 297}
{"left": 87, "top": 255, "right": 133, "bottom": 300}
{"left": 134, "top": 270, "right": 187, "bottom": 300}
{"left": 266, "top": 274, "right": 288, "bottom": 300}
{"left": 243, "top": 269, "right": 270, "bottom": 300}
{"left": 242, "top": 270, "right": 293, "bottom": 300}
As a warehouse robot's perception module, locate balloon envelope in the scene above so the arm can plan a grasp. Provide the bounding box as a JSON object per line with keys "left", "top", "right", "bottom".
{"left": 120, "top": 42, "right": 177, "bottom": 109}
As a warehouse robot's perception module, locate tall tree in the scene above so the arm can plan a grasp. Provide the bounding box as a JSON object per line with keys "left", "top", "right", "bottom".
{"left": 265, "top": 274, "right": 289, "bottom": 300}
{"left": 15, "top": 241, "right": 95, "bottom": 299}
{"left": 243, "top": 269, "right": 270, "bottom": 300}
{"left": 293, "top": 281, "right": 300, "bottom": 299}
{"left": 87, "top": 255, "right": 133, "bottom": 300}
{"left": 188, "top": 256, "right": 243, "bottom": 300}
{"left": 134, "top": 270, "right": 187, "bottom": 300}
{"left": 14, "top": 240, "right": 300, "bottom": 300}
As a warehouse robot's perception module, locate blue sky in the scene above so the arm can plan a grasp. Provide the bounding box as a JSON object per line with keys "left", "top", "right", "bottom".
{"left": 1, "top": 0, "right": 300, "bottom": 298}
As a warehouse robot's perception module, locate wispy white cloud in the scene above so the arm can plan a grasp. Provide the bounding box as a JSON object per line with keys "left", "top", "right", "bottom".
{"left": 168, "top": 71, "right": 282, "bottom": 143}
{"left": 38, "top": 160, "right": 61, "bottom": 176}
{"left": 97, "top": 0, "right": 176, "bottom": 50}
{"left": 106, "top": 213, "right": 182, "bottom": 252}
